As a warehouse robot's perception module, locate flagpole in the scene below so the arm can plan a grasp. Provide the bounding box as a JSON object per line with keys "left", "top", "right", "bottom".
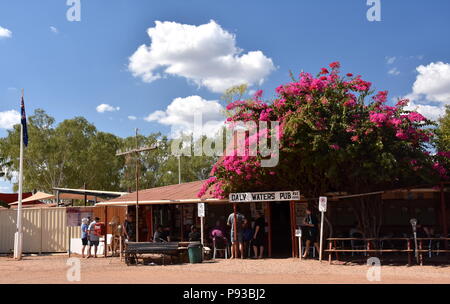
{"left": 14, "top": 90, "right": 25, "bottom": 260}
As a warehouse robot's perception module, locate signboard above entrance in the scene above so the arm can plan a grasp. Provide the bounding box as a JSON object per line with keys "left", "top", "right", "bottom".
{"left": 229, "top": 191, "right": 300, "bottom": 203}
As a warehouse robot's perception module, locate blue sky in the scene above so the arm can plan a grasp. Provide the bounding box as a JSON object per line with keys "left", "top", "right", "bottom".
{"left": 1, "top": 0, "right": 450, "bottom": 192}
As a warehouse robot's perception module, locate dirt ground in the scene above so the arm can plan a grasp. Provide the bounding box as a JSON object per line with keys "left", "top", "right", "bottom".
{"left": 1, "top": 254, "right": 450, "bottom": 284}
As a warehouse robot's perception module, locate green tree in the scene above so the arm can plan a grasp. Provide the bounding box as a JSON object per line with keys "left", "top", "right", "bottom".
{"left": 0, "top": 109, "right": 123, "bottom": 192}
{"left": 436, "top": 105, "right": 450, "bottom": 152}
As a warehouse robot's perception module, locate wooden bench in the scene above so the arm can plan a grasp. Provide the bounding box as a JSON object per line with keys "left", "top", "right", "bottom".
{"left": 124, "top": 242, "right": 181, "bottom": 266}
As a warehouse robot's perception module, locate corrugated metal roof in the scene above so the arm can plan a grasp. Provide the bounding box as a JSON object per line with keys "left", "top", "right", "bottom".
{"left": 0, "top": 193, "right": 33, "bottom": 204}
{"left": 105, "top": 180, "right": 214, "bottom": 203}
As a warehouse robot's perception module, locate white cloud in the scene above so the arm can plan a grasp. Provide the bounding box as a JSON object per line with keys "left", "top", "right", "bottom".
{"left": 0, "top": 26, "right": 12, "bottom": 39}
{"left": 404, "top": 100, "right": 443, "bottom": 122}
{"left": 128, "top": 115, "right": 137, "bottom": 120}
{"left": 411, "top": 62, "right": 450, "bottom": 104}
{"left": 50, "top": 26, "right": 59, "bottom": 34}
{"left": 386, "top": 56, "right": 396, "bottom": 65}
{"left": 0, "top": 110, "right": 20, "bottom": 129}
{"left": 96, "top": 104, "right": 120, "bottom": 113}
{"left": 145, "top": 95, "right": 225, "bottom": 138}
{"left": 388, "top": 67, "right": 400, "bottom": 76}
{"left": 403, "top": 62, "right": 450, "bottom": 121}
{"left": 128, "top": 20, "right": 275, "bottom": 93}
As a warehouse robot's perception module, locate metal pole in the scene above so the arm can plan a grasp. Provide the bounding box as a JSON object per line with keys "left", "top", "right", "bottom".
{"left": 68, "top": 226, "right": 71, "bottom": 257}
{"left": 178, "top": 155, "right": 181, "bottom": 184}
{"left": 319, "top": 211, "right": 325, "bottom": 262}
{"left": 298, "top": 235, "right": 302, "bottom": 260}
{"left": 14, "top": 122, "right": 24, "bottom": 260}
{"left": 135, "top": 129, "right": 139, "bottom": 242}
{"left": 200, "top": 216, "right": 204, "bottom": 246}
{"left": 84, "top": 183, "right": 87, "bottom": 206}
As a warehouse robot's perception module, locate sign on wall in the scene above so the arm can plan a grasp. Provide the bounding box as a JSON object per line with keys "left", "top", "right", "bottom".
{"left": 66, "top": 207, "right": 93, "bottom": 227}
{"left": 229, "top": 191, "right": 300, "bottom": 203}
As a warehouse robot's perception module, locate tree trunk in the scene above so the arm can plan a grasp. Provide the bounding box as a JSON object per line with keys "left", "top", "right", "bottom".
{"left": 352, "top": 194, "right": 383, "bottom": 246}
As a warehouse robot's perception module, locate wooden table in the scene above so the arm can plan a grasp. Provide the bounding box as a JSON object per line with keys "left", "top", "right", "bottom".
{"left": 415, "top": 238, "right": 450, "bottom": 265}
{"left": 326, "top": 237, "right": 413, "bottom": 265}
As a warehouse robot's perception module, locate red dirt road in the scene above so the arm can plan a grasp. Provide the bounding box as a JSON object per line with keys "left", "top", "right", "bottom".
{"left": 1, "top": 255, "right": 450, "bottom": 284}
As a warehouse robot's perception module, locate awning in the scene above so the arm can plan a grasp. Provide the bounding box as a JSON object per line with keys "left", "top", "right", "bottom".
{"left": 53, "top": 187, "right": 128, "bottom": 201}
{"left": 9, "top": 192, "right": 55, "bottom": 205}
{"left": 95, "top": 198, "right": 228, "bottom": 207}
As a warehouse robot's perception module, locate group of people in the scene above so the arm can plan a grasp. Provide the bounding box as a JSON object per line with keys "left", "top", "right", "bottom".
{"left": 80, "top": 216, "right": 101, "bottom": 258}
{"left": 217, "top": 206, "right": 266, "bottom": 259}
{"left": 118, "top": 205, "right": 321, "bottom": 260}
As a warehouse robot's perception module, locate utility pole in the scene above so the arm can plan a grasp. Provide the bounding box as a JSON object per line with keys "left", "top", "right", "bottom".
{"left": 116, "top": 129, "right": 157, "bottom": 242}
{"left": 178, "top": 155, "right": 181, "bottom": 184}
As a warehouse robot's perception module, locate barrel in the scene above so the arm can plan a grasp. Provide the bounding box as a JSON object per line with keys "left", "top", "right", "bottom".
{"left": 188, "top": 242, "right": 203, "bottom": 264}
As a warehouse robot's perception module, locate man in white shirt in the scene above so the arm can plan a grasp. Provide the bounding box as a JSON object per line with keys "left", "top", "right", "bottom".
{"left": 87, "top": 217, "right": 100, "bottom": 258}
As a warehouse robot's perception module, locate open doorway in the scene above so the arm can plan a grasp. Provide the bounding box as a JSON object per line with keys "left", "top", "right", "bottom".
{"left": 270, "top": 202, "right": 292, "bottom": 257}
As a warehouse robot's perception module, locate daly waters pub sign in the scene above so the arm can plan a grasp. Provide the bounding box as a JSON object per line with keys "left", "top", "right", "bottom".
{"left": 229, "top": 191, "right": 300, "bottom": 203}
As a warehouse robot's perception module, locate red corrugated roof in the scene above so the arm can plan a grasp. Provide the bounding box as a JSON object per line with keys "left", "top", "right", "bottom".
{"left": 0, "top": 193, "right": 33, "bottom": 204}
{"left": 106, "top": 180, "right": 212, "bottom": 203}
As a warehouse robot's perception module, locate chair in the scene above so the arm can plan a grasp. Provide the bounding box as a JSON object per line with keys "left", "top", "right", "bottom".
{"left": 212, "top": 237, "right": 229, "bottom": 259}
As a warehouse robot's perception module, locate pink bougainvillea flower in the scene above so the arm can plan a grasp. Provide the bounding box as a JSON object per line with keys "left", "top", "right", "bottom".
{"left": 408, "top": 112, "right": 426, "bottom": 122}
{"left": 329, "top": 61, "right": 341, "bottom": 69}
{"left": 330, "top": 144, "right": 340, "bottom": 150}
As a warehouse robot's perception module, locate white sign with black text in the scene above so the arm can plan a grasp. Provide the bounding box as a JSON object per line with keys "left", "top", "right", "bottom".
{"left": 197, "top": 203, "right": 205, "bottom": 218}
{"left": 229, "top": 191, "right": 300, "bottom": 203}
{"left": 319, "top": 196, "right": 327, "bottom": 212}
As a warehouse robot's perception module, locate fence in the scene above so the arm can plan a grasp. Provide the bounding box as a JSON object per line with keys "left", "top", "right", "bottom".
{"left": 0, "top": 207, "right": 82, "bottom": 253}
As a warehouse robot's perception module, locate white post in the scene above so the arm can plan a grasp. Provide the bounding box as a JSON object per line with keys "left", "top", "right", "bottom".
{"left": 200, "top": 217, "right": 204, "bottom": 246}
{"left": 319, "top": 211, "right": 324, "bottom": 262}
{"left": 14, "top": 123, "right": 24, "bottom": 260}
{"left": 298, "top": 235, "right": 302, "bottom": 260}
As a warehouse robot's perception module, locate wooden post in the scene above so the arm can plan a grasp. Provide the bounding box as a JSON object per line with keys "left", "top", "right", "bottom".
{"left": 233, "top": 203, "right": 237, "bottom": 258}
{"left": 290, "top": 201, "right": 296, "bottom": 258}
{"left": 440, "top": 183, "right": 448, "bottom": 250}
{"left": 104, "top": 206, "right": 108, "bottom": 258}
{"left": 328, "top": 240, "right": 332, "bottom": 264}
{"left": 180, "top": 205, "right": 184, "bottom": 241}
{"left": 149, "top": 205, "right": 153, "bottom": 241}
{"left": 267, "top": 203, "right": 272, "bottom": 258}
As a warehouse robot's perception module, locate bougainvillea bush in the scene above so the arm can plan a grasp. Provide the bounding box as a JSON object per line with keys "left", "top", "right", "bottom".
{"left": 198, "top": 62, "right": 449, "bottom": 236}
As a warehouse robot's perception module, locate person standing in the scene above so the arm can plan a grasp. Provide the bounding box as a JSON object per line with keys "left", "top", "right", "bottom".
{"left": 302, "top": 207, "right": 320, "bottom": 259}
{"left": 87, "top": 217, "right": 100, "bottom": 258}
{"left": 252, "top": 211, "right": 266, "bottom": 259}
{"left": 123, "top": 214, "right": 135, "bottom": 242}
{"left": 227, "top": 206, "right": 246, "bottom": 259}
{"left": 80, "top": 218, "right": 89, "bottom": 258}
{"left": 188, "top": 225, "right": 201, "bottom": 242}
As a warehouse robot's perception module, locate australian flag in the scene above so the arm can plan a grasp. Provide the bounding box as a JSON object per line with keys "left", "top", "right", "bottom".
{"left": 20, "top": 96, "right": 28, "bottom": 147}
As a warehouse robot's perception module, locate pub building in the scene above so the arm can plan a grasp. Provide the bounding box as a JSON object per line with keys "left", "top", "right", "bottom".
{"left": 96, "top": 180, "right": 450, "bottom": 260}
